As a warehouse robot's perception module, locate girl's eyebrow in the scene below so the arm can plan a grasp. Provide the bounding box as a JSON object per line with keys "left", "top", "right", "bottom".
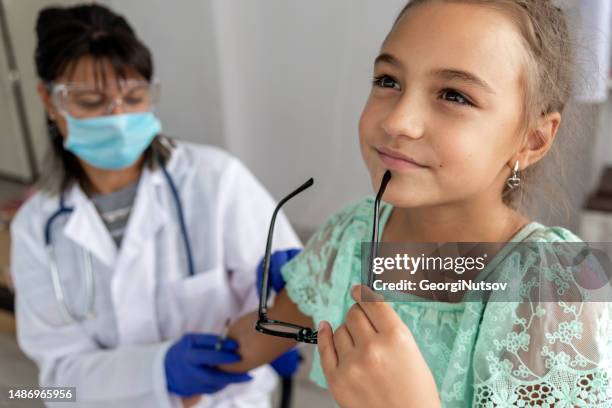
{"left": 374, "top": 53, "right": 403, "bottom": 68}
{"left": 374, "top": 53, "right": 496, "bottom": 95}
{"left": 429, "top": 68, "right": 496, "bottom": 94}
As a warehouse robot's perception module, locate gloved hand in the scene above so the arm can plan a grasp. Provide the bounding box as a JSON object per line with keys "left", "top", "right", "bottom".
{"left": 270, "top": 348, "right": 302, "bottom": 378}
{"left": 165, "top": 333, "right": 253, "bottom": 397}
{"left": 256, "top": 248, "right": 301, "bottom": 296}
{"left": 256, "top": 249, "right": 303, "bottom": 379}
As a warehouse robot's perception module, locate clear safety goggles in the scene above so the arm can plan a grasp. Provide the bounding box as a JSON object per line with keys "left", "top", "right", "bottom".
{"left": 47, "top": 79, "right": 160, "bottom": 118}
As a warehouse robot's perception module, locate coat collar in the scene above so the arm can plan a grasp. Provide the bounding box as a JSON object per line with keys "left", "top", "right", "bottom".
{"left": 60, "top": 166, "right": 169, "bottom": 269}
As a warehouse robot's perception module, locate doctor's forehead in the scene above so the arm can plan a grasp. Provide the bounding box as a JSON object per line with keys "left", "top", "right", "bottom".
{"left": 57, "top": 56, "right": 144, "bottom": 89}
{"left": 379, "top": 1, "right": 526, "bottom": 94}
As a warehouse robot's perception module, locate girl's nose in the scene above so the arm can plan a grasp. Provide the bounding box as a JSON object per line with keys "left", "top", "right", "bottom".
{"left": 381, "top": 95, "right": 425, "bottom": 140}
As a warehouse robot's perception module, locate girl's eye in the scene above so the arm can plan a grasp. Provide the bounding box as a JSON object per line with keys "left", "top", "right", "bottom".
{"left": 373, "top": 75, "right": 400, "bottom": 90}
{"left": 440, "top": 89, "right": 474, "bottom": 107}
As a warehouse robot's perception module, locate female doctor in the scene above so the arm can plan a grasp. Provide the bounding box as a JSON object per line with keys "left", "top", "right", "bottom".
{"left": 10, "top": 4, "right": 301, "bottom": 408}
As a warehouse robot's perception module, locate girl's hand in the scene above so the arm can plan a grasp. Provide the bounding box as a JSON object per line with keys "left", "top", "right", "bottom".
{"left": 318, "top": 285, "right": 441, "bottom": 408}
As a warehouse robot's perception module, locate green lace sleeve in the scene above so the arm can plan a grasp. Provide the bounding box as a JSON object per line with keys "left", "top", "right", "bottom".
{"left": 281, "top": 199, "right": 372, "bottom": 321}
{"left": 472, "top": 227, "right": 612, "bottom": 407}
{"left": 281, "top": 199, "right": 375, "bottom": 388}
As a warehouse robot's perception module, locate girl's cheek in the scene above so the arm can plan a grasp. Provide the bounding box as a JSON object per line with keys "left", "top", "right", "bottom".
{"left": 359, "top": 101, "right": 378, "bottom": 137}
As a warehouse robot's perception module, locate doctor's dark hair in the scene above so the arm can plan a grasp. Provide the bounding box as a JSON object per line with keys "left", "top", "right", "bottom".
{"left": 391, "top": 0, "right": 577, "bottom": 221}
{"left": 34, "top": 3, "right": 173, "bottom": 194}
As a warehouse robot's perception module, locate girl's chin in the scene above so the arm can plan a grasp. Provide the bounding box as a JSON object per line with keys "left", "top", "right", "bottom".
{"left": 381, "top": 195, "right": 425, "bottom": 209}
{"left": 375, "top": 186, "right": 428, "bottom": 208}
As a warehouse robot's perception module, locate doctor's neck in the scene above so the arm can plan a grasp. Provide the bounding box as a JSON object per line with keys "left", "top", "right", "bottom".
{"left": 80, "top": 156, "right": 144, "bottom": 195}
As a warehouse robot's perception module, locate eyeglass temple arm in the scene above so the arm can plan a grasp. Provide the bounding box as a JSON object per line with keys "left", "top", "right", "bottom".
{"left": 367, "top": 170, "right": 392, "bottom": 288}
{"left": 259, "top": 178, "right": 314, "bottom": 316}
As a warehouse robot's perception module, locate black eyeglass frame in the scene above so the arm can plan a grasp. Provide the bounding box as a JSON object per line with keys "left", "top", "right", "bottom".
{"left": 255, "top": 178, "right": 319, "bottom": 344}
{"left": 255, "top": 171, "right": 392, "bottom": 345}
{"left": 366, "top": 170, "right": 392, "bottom": 289}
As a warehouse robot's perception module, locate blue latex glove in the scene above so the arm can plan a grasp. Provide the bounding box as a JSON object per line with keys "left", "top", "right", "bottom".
{"left": 256, "top": 249, "right": 303, "bottom": 378}
{"left": 165, "top": 333, "right": 253, "bottom": 397}
{"left": 256, "top": 248, "right": 302, "bottom": 296}
{"left": 270, "top": 348, "right": 302, "bottom": 378}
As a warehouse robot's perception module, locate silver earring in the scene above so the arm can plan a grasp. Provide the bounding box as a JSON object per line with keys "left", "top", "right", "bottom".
{"left": 506, "top": 160, "right": 521, "bottom": 189}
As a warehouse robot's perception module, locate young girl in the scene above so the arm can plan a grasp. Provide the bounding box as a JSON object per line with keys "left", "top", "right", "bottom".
{"left": 224, "top": 1, "right": 612, "bottom": 406}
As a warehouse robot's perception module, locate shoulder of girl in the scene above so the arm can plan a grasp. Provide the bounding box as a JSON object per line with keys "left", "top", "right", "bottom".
{"left": 523, "top": 222, "right": 584, "bottom": 243}
{"left": 324, "top": 197, "right": 379, "bottom": 229}
{"left": 303, "top": 197, "right": 378, "bottom": 246}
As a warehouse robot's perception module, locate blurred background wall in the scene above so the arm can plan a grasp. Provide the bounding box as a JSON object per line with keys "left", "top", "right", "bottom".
{"left": 99, "top": 0, "right": 412, "bottom": 231}
{"left": 1, "top": 0, "right": 610, "bottom": 232}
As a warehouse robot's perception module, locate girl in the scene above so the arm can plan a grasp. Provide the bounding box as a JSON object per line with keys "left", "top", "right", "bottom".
{"left": 223, "top": 0, "right": 612, "bottom": 407}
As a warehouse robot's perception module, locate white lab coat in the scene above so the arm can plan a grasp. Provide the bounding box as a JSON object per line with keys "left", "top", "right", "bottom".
{"left": 10, "top": 142, "right": 302, "bottom": 408}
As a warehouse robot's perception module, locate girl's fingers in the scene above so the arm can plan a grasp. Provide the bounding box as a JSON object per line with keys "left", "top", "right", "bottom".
{"left": 317, "top": 320, "right": 338, "bottom": 379}
{"left": 333, "top": 324, "right": 355, "bottom": 355}
{"left": 351, "top": 285, "right": 404, "bottom": 333}
{"left": 344, "top": 302, "right": 377, "bottom": 344}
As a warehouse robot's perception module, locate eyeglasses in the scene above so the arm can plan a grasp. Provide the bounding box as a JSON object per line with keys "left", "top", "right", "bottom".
{"left": 256, "top": 178, "right": 318, "bottom": 344}
{"left": 367, "top": 170, "right": 392, "bottom": 289}
{"left": 48, "top": 79, "right": 160, "bottom": 118}
{"left": 255, "top": 170, "right": 392, "bottom": 345}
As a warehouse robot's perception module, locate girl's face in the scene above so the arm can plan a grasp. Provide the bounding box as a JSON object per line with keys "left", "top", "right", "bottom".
{"left": 360, "top": 1, "right": 528, "bottom": 208}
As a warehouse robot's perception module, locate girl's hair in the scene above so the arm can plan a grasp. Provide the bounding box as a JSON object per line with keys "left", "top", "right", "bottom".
{"left": 392, "top": 0, "right": 577, "bottom": 220}
{"left": 35, "top": 3, "right": 173, "bottom": 195}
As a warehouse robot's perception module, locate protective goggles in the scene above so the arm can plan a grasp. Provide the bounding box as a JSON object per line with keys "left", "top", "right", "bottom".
{"left": 47, "top": 79, "right": 160, "bottom": 118}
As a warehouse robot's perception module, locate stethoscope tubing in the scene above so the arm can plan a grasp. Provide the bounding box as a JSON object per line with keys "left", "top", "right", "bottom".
{"left": 43, "top": 161, "right": 194, "bottom": 323}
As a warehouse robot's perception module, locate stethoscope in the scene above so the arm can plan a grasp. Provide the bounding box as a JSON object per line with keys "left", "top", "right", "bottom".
{"left": 44, "top": 160, "right": 195, "bottom": 324}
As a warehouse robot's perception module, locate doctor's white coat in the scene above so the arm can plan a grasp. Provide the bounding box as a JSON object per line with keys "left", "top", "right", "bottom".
{"left": 10, "top": 142, "right": 302, "bottom": 407}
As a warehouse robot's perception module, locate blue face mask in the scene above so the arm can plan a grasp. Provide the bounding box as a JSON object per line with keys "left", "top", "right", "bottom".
{"left": 63, "top": 112, "right": 162, "bottom": 170}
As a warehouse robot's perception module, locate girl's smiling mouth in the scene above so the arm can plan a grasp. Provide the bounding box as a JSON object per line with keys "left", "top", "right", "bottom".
{"left": 376, "top": 147, "right": 429, "bottom": 170}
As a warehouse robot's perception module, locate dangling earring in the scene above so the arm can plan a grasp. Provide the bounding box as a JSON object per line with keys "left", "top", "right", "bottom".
{"left": 506, "top": 160, "right": 521, "bottom": 189}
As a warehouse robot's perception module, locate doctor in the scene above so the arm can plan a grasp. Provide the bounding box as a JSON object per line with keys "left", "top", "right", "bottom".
{"left": 10, "top": 4, "right": 301, "bottom": 408}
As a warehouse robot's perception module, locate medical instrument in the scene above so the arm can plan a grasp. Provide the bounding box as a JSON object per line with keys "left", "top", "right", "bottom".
{"left": 215, "top": 318, "right": 231, "bottom": 351}
{"left": 44, "top": 158, "right": 195, "bottom": 323}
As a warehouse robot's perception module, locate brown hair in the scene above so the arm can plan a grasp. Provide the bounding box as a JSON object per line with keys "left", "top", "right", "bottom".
{"left": 392, "top": 0, "right": 577, "bottom": 220}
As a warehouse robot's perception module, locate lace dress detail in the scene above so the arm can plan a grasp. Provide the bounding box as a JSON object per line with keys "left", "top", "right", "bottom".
{"left": 281, "top": 198, "right": 612, "bottom": 407}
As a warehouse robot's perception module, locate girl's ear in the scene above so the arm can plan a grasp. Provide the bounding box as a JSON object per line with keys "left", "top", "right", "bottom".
{"left": 511, "top": 111, "right": 561, "bottom": 170}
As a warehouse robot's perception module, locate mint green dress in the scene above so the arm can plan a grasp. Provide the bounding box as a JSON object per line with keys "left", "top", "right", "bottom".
{"left": 281, "top": 198, "right": 612, "bottom": 407}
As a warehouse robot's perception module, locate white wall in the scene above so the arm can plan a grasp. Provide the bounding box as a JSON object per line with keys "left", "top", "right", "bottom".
{"left": 100, "top": 0, "right": 609, "bottom": 231}
{"left": 0, "top": 0, "right": 85, "bottom": 181}
{"left": 103, "top": 0, "right": 407, "bottom": 230}
{"left": 102, "top": 0, "right": 225, "bottom": 149}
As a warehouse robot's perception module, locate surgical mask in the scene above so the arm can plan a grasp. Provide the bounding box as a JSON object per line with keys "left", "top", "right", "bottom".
{"left": 63, "top": 111, "right": 162, "bottom": 170}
